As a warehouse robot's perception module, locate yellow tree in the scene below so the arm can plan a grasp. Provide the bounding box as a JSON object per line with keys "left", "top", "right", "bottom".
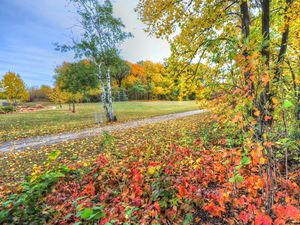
{"left": 142, "top": 61, "right": 164, "bottom": 100}
{"left": 2, "top": 72, "right": 29, "bottom": 103}
{"left": 48, "top": 86, "right": 69, "bottom": 108}
{"left": 137, "top": 0, "right": 300, "bottom": 209}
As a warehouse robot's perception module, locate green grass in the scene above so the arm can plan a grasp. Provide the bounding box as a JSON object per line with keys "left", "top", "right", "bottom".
{"left": 0, "top": 101, "right": 198, "bottom": 142}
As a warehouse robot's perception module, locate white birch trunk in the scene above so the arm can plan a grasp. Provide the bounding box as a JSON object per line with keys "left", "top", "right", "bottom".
{"left": 106, "top": 68, "right": 116, "bottom": 121}
{"left": 98, "top": 64, "right": 109, "bottom": 120}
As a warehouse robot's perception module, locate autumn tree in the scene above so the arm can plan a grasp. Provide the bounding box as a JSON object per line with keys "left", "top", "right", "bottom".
{"left": 137, "top": 0, "right": 300, "bottom": 209}
{"left": 29, "top": 85, "right": 52, "bottom": 102}
{"left": 56, "top": 0, "right": 132, "bottom": 121}
{"left": 48, "top": 86, "right": 69, "bottom": 108}
{"left": 1, "top": 72, "right": 29, "bottom": 104}
{"left": 111, "top": 58, "right": 131, "bottom": 88}
{"left": 54, "top": 60, "right": 98, "bottom": 113}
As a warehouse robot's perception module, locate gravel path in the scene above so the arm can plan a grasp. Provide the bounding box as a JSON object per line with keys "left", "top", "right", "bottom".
{"left": 0, "top": 110, "right": 208, "bottom": 152}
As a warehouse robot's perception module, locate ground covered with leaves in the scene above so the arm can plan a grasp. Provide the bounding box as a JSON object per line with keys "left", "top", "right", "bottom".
{"left": 0, "top": 101, "right": 198, "bottom": 142}
{"left": 0, "top": 114, "right": 299, "bottom": 224}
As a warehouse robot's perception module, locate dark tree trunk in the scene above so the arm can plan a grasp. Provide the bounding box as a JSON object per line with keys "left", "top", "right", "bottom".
{"left": 274, "top": 0, "right": 292, "bottom": 81}
{"left": 240, "top": 1, "right": 250, "bottom": 38}
{"left": 118, "top": 78, "right": 123, "bottom": 88}
{"left": 240, "top": 0, "right": 254, "bottom": 117}
{"left": 261, "top": 0, "right": 270, "bottom": 68}
{"left": 258, "top": 0, "right": 271, "bottom": 135}
{"left": 72, "top": 101, "right": 75, "bottom": 113}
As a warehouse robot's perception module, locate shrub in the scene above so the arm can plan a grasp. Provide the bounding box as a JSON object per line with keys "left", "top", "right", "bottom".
{"left": 0, "top": 105, "right": 14, "bottom": 113}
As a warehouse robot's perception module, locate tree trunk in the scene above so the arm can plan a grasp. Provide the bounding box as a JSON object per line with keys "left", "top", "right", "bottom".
{"left": 261, "top": 0, "right": 270, "bottom": 68}
{"left": 98, "top": 64, "right": 110, "bottom": 121}
{"left": 274, "top": 0, "right": 292, "bottom": 81}
{"left": 72, "top": 101, "right": 75, "bottom": 113}
{"left": 106, "top": 68, "right": 116, "bottom": 121}
{"left": 240, "top": 0, "right": 254, "bottom": 118}
{"left": 118, "top": 78, "right": 122, "bottom": 88}
{"left": 258, "top": 0, "right": 271, "bottom": 136}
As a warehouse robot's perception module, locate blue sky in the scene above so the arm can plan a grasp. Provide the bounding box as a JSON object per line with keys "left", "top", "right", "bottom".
{"left": 0, "top": 0, "right": 170, "bottom": 87}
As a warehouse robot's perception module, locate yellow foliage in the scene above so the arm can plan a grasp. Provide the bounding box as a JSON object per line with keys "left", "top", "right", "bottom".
{"left": 1, "top": 72, "right": 29, "bottom": 102}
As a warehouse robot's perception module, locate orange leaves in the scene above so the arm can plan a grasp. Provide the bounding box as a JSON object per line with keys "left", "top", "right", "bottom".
{"left": 250, "top": 145, "right": 267, "bottom": 166}
{"left": 244, "top": 176, "right": 263, "bottom": 197}
{"left": 240, "top": 210, "right": 252, "bottom": 223}
{"left": 272, "top": 204, "right": 300, "bottom": 222}
{"left": 178, "top": 185, "right": 188, "bottom": 198}
{"left": 285, "top": 205, "right": 300, "bottom": 220}
{"left": 261, "top": 73, "right": 270, "bottom": 87}
{"left": 131, "top": 168, "right": 143, "bottom": 183}
{"left": 202, "top": 202, "right": 226, "bottom": 218}
{"left": 95, "top": 154, "right": 108, "bottom": 168}
{"left": 7, "top": 113, "right": 298, "bottom": 224}
{"left": 254, "top": 109, "right": 261, "bottom": 117}
{"left": 255, "top": 213, "right": 272, "bottom": 225}
{"left": 81, "top": 182, "right": 95, "bottom": 197}
{"left": 272, "top": 97, "right": 279, "bottom": 106}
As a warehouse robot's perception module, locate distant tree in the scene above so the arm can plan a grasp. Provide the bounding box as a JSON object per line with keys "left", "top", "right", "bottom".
{"left": 123, "top": 62, "right": 145, "bottom": 88}
{"left": 1, "top": 72, "right": 29, "bottom": 104}
{"left": 48, "top": 86, "right": 69, "bottom": 108}
{"left": 56, "top": 0, "right": 132, "bottom": 121}
{"left": 54, "top": 60, "right": 98, "bottom": 112}
{"left": 111, "top": 58, "right": 131, "bottom": 88}
{"left": 143, "top": 61, "right": 164, "bottom": 100}
{"left": 129, "top": 83, "right": 146, "bottom": 100}
{"left": 29, "top": 85, "right": 52, "bottom": 101}
{"left": 0, "top": 80, "right": 4, "bottom": 99}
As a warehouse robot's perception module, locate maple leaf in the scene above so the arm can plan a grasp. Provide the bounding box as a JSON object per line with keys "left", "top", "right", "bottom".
{"left": 202, "top": 202, "right": 225, "bottom": 218}
{"left": 255, "top": 213, "right": 272, "bottom": 225}
{"left": 285, "top": 205, "right": 300, "bottom": 220}
{"left": 178, "top": 185, "right": 188, "bottom": 197}
{"left": 274, "top": 218, "right": 286, "bottom": 225}
{"left": 272, "top": 204, "right": 286, "bottom": 219}
{"left": 240, "top": 210, "right": 251, "bottom": 223}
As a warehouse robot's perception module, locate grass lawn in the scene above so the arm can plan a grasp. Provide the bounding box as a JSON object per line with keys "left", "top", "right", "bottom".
{"left": 0, "top": 101, "right": 199, "bottom": 142}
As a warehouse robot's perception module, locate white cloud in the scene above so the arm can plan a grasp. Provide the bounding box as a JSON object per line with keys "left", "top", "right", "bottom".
{"left": 0, "top": 0, "right": 171, "bottom": 86}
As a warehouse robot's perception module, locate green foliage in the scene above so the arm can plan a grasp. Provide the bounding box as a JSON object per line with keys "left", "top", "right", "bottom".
{"left": 54, "top": 60, "right": 98, "bottom": 95}
{"left": 56, "top": 0, "right": 132, "bottom": 68}
{"left": 0, "top": 105, "right": 14, "bottom": 113}
{"left": 0, "top": 150, "right": 72, "bottom": 224}
{"left": 100, "top": 131, "right": 115, "bottom": 149}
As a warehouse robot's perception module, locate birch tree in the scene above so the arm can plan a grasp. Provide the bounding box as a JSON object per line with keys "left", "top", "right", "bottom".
{"left": 56, "top": 0, "right": 131, "bottom": 121}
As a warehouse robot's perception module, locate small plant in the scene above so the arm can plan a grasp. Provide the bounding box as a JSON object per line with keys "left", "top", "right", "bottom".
{"left": 100, "top": 131, "right": 115, "bottom": 149}
{"left": 0, "top": 150, "right": 71, "bottom": 224}
{"left": 0, "top": 105, "right": 14, "bottom": 113}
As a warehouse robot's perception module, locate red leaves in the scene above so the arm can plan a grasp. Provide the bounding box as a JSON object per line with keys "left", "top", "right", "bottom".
{"left": 285, "top": 205, "right": 300, "bottom": 220}
{"left": 239, "top": 210, "right": 251, "bottom": 223}
{"left": 95, "top": 154, "right": 108, "bottom": 169}
{"left": 202, "top": 202, "right": 225, "bottom": 218}
{"left": 255, "top": 213, "right": 272, "bottom": 225}
{"left": 131, "top": 168, "right": 143, "bottom": 183}
{"left": 178, "top": 185, "right": 188, "bottom": 198}
{"left": 272, "top": 204, "right": 300, "bottom": 222}
{"left": 42, "top": 138, "right": 300, "bottom": 224}
{"left": 81, "top": 182, "right": 95, "bottom": 197}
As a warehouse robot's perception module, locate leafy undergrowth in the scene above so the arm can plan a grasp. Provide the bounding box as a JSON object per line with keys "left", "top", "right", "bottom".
{"left": 0, "top": 114, "right": 207, "bottom": 188}
{"left": 0, "top": 114, "right": 299, "bottom": 224}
